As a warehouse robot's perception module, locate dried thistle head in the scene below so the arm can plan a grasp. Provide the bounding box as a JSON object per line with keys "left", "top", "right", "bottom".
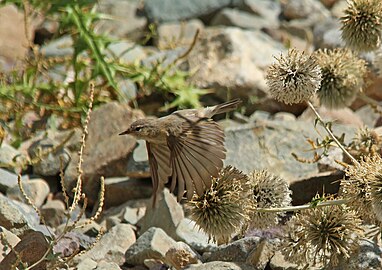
{"left": 370, "top": 173, "right": 382, "bottom": 222}
{"left": 342, "top": 154, "right": 382, "bottom": 223}
{"left": 282, "top": 204, "right": 364, "bottom": 267}
{"left": 341, "top": 0, "right": 382, "bottom": 52}
{"left": 266, "top": 49, "right": 322, "bottom": 105}
{"left": 188, "top": 166, "right": 253, "bottom": 244}
{"left": 348, "top": 127, "right": 381, "bottom": 159}
{"left": 249, "top": 170, "right": 292, "bottom": 229}
{"left": 315, "top": 49, "right": 367, "bottom": 109}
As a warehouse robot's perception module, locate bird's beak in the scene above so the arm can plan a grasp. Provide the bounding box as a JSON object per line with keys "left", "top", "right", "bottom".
{"left": 119, "top": 129, "right": 130, "bottom": 136}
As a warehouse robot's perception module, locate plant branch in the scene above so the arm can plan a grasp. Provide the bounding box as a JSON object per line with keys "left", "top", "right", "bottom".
{"left": 256, "top": 199, "right": 349, "bottom": 213}
{"left": 306, "top": 101, "right": 359, "bottom": 165}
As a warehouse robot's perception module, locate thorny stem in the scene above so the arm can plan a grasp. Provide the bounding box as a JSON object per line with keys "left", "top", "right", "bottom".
{"left": 256, "top": 199, "right": 349, "bottom": 213}
{"left": 306, "top": 101, "right": 359, "bottom": 166}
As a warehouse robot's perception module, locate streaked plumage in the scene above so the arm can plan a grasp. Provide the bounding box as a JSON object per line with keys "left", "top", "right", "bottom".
{"left": 119, "top": 99, "right": 241, "bottom": 205}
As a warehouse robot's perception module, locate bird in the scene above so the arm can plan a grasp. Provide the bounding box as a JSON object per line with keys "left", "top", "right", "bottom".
{"left": 119, "top": 99, "right": 242, "bottom": 205}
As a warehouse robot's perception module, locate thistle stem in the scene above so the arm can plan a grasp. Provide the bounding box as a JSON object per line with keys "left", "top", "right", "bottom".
{"left": 306, "top": 101, "right": 359, "bottom": 166}
{"left": 256, "top": 199, "right": 349, "bottom": 213}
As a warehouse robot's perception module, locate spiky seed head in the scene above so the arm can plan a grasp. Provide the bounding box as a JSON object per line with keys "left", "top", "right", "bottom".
{"left": 188, "top": 166, "right": 253, "bottom": 244}
{"left": 266, "top": 49, "right": 322, "bottom": 105}
{"left": 348, "top": 127, "right": 381, "bottom": 159}
{"left": 341, "top": 0, "right": 382, "bottom": 52}
{"left": 282, "top": 204, "right": 364, "bottom": 267}
{"left": 342, "top": 154, "right": 382, "bottom": 223}
{"left": 370, "top": 173, "right": 382, "bottom": 222}
{"left": 314, "top": 48, "right": 367, "bottom": 109}
{"left": 249, "top": 170, "right": 292, "bottom": 229}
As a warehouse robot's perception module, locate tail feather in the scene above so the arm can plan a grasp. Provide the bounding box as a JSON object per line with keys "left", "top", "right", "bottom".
{"left": 210, "top": 98, "right": 242, "bottom": 117}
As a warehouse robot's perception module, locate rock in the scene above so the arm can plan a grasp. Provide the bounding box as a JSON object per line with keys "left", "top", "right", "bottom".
{"left": 211, "top": 8, "right": 278, "bottom": 30}
{"left": 164, "top": 241, "right": 201, "bottom": 269}
{"left": 269, "top": 251, "right": 299, "bottom": 270}
{"left": 0, "top": 193, "right": 40, "bottom": 237}
{"left": 143, "top": 0, "right": 241, "bottom": 22}
{"left": 107, "top": 41, "right": 146, "bottom": 64}
{"left": 76, "top": 219, "right": 103, "bottom": 238}
{"left": 355, "top": 105, "right": 380, "bottom": 128}
{"left": 0, "top": 231, "right": 49, "bottom": 270}
{"left": 77, "top": 257, "right": 98, "bottom": 270}
{"left": 105, "top": 216, "right": 121, "bottom": 230}
{"left": 141, "top": 47, "right": 187, "bottom": 68}
{"left": 101, "top": 198, "right": 148, "bottom": 225}
{"left": 175, "top": 218, "right": 216, "bottom": 252}
{"left": 95, "top": 261, "right": 122, "bottom": 270}
{"left": 137, "top": 189, "right": 184, "bottom": 240}
{"left": 0, "top": 168, "right": 28, "bottom": 193}
{"left": 281, "top": 0, "right": 330, "bottom": 20}
{"left": 40, "top": 35, "right": 74, "bottom": 57}
{"left": 41, "top": 199, "right": 66, "bottom": 228}
{"left": 97, "top": 0, "right": 147, "bottom": 40}
{"left": 185, "top": 27, "right": 284, "bottom": 100}
{"left": 313, "top": 18, "right": 344, "bottom": 49}
{"left": 157, "top": 19, "right": 204, "bottom": 49}
{"left": 224, "top": 119, "right": 355, "bottom": 181}
{"left": 65, "top": 102, "right": 145, "bottom": 205}
{"left": 122, "top": 205, "right": 146, "bottom": 225}
{"left": 125, "top": 227, "right": 178, "bottom": 265}
{"left": 28, "top": 137, "right": 71, "bottom": 176}
{"left": 246, "top": 239, "right": 276, "bottom": 268}
{"left": 299, "top": 106, "right": 364, "bottom": 128}
{"left": 118, "top": 79, "right": 139, "bottom": 102}
{"left": 272, "top": 112, "right": 296, "bottom": 122}
{"left": 0, "top": 143, "right": 20, "bottom": 166}
{"left": 124, "top": 140, "right": 150, "bottom": 178}
{"left": 53, "top": 231, "right": 93, "bottom": 258}
{"left": 7, "top": 178, "right": 50, "bottom": 208}
{"left": 0, "top": 5, "right": 34, "bottom": 70}
{"left": 0, "top": 227, "right": 20, "bottom": 262}
{"left": 104, "top": 176, "right": 152, "bottom": 208}
{"left": 240, "top": 0, "right": 281, "bottom": 22}
{"left": 333, "top": 239, "right": 382, "bottom": 270}
{"left": 331, "top": 0, "right": 348, "bottom": 18}
{"left": 204, "top": 237, "right": 261, "bottom": 262}
{"left": 290, "top": 171, "right": 343, "bottom": 205}
{"left": 185, "top": 261, "right": 255, "bottom": 270}
{"left": 78, "top": 224, "right": 136, "bottom": 265}
{"left": 320, "top": 0, "right": 339, "bottom": 8}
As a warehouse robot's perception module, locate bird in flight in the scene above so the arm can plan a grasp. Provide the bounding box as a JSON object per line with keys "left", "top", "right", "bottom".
{"left": 119, "top": 99, "right": 242, "bottom": 205}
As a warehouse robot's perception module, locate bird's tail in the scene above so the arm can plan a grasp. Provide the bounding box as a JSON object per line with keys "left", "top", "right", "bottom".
{"left": 209, "top": 98, "right": 242, "bottom": 116}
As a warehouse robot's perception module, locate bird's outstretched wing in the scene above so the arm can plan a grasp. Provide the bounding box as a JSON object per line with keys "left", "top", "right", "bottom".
{"left": 167, "top": 119, "right": 226, "bottom": 201}
{"left": 146, "top": 142, "right": 171, "bottom": 206}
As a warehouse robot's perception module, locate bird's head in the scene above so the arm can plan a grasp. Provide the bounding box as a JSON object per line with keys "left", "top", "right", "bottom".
{"left": 119, "top": 118, "right": 160, "bottom": 140}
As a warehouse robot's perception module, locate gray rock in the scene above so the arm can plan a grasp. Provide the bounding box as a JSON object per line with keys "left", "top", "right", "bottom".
{"left": 141, "top": 47, "right": 187, "bottom": 68}
{"left": 334, "top": 239, "right": 382, "bottom": 270}
{"left": 118, "top": 79, "right": 138, "bottom": 103}
{"left": 246, "top": 239, "right": 276, "bottom": 268}
{"left": 185, "top": 261, "right": 255, "bottom": 270}
{"left": 125, "top": 227, "right": 178, "bottom": 265}
{"left": 40, "top": 35, "right": 74, "bottom": 57}
{"left": 107, "top": 41, "right": 146, "bottom": 64}
{"left": 272, "top": 112, "right": 296, "bottom": 122}
{"left": 65, "top": 102, "right": 145, "bottom": 205}
{"left": 77, "top": 224, "right": 136, "bottom": 265}
{"left": 124, "top": 140, "right": 150, "bottom": 178}
{"left": 137, "top": 189, "right": 184, "bottom": 240}
{"left": 269, "top": 251, "right": 299, "bottom": 270}
{"left": 157, "top": 19, "right": 204, "bottom": 49}
{"left": 186, "top": 27, "right": 284, "bottom": 100}
{"left": 240, "top": 0, "right": 281, "bottom": 21}
{"left": 211, "top": 8, "right": 278, "bottom": 30}
{"left": 97, "top": 0, "right": 147, "bottom": 40}
{"left": 104, "top": 176, "right": 152, "bottom": 208}
{"left": 54, "top": 231, "right": 93, "bottom": 258}
{"left": 224, "top": 118, "right": 356, "bottom": 181}
{"left": 0, "top": 143, "right": 20, "bottom": 166}
{"left": 0, "top": 227, "right": 20, "bottom": 262}
{"left": 204, "top": 237, "right": 261, "bottom": 262}
{"left": 176, "top": 218, "right": 216, "bottom": 252}
{"left": 76, "top": 219, "right": 103, "bottom": 238}
{"left": 355, "top": 105, "right": 380, "bottom": 128}
{"left": 0, "top": 193, "right": 40, "bottom": 237}
{"left": 28, "top": 137, "right": 71, "bottom": 176}
{"left": 144, "top": 0, "right": 242, "bottom": 22}
{"left": 122, "top": 205, "right": 146, "bottom": 225}
{"left": 95, "top": 261, "right": 122, "bottom": 270}
{"left": 281, "top": 0, "right": 330, "bottom": 20}
{"left": 313, "top": 19, "right": 344, "bottom": 49}
{"left": 41, "top": 199, "right": 66, "bottom": 228}
{"left": 7, "top": 178, "right": 50, "bottom": 208}
{"left": 0, "top": 168, "right": 28, "bottom": 193}
{"left": 77, "top": 257, "right": 98, "bottom": 270}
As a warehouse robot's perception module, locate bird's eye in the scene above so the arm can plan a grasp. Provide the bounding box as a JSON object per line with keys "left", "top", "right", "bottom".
{"left": 135, "top": 126, "right": 142, "bottom": 132}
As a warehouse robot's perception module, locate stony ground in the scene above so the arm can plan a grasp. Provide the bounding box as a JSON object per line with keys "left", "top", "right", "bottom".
{"left": 1, "top": 0, "right": 382, "bottom": 269}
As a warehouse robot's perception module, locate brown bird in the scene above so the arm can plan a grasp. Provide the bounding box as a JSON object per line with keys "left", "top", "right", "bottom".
{"left": 119, "top": 99, "right": 241, "bottom": 204}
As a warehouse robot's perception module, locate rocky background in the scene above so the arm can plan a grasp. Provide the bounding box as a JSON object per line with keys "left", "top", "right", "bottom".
{"left": 1, "top": 0, "right": 382, "bottom": 269}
